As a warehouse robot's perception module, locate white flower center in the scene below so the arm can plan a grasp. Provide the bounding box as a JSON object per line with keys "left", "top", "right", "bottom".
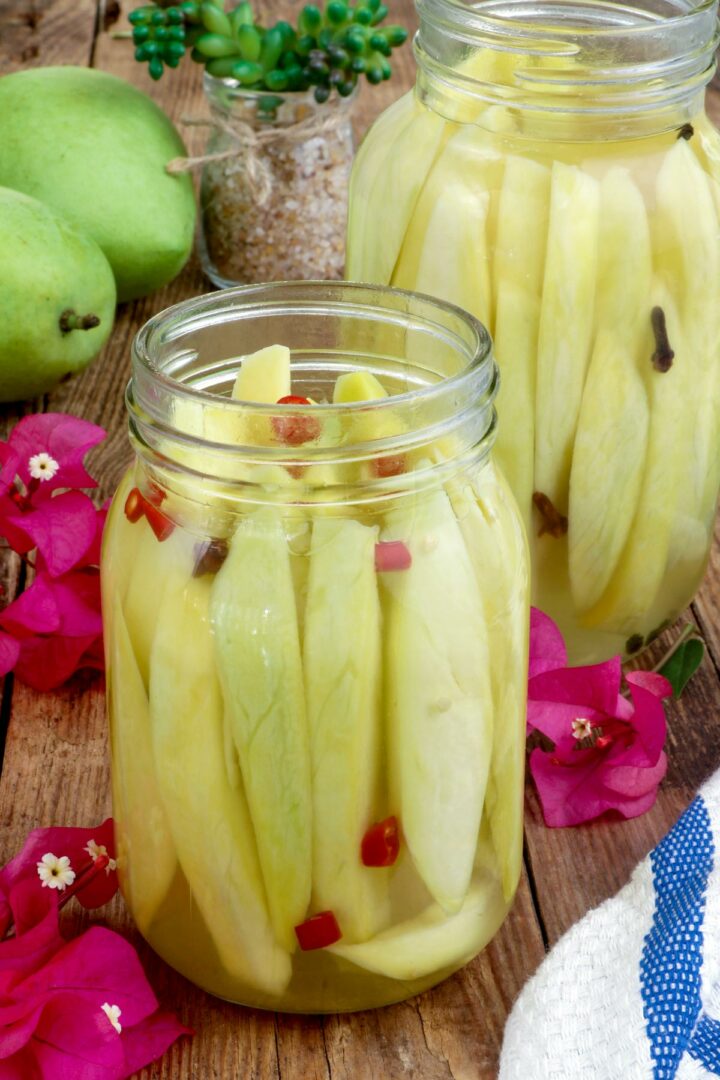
{"left": 85, "top": 839, "right": 118, "bottom": 873}
{"left": 36, "top": 852, "right": 76, "bottom": 891}
{"left": 571, "top": 717, "right": 594, "bottom": 741}
{"left": 28, "top": 452, "right": 59, "bottom": 482}
{"left": 101, "top": 1003, "right": 123, "bottom": 1035}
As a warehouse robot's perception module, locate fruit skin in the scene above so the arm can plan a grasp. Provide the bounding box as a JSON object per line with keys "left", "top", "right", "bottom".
{"left": 0, "top": 186, "right": 115, "bottom": 401}
{"left": 0, "top": 66, "right": 195, "bottom": 301}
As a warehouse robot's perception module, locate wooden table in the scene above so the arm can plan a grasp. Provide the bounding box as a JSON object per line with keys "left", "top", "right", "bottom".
{"left": 2, "top": 2, "right": 720, "bottom": 1077}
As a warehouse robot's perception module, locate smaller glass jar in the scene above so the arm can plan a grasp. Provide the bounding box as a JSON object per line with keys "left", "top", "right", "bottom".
{"left": 101, "top": 281, "right": 529, "bottom": 1013}
{"left": 198, "top": 75, "right": 356, "bottom": 288}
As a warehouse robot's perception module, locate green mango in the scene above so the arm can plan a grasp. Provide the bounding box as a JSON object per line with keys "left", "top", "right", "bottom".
{"left": 534, "top": 162, "right": 600, "bottom": 514}
{"left": 380, "top": 486, "right": 493, "bottom": 915}
{"left": 150, "top": 573, "right": 292, "bottom": 994}
{"left": 568, "top": 168, "right": 652, "bottom": 613}
{"left": 303, "top": 517, "right": 389, "bottom": 943}
{"left": 0, "top": 67, "right": 195, "bottom": 301}
{"left": 210, "top": 510, "right": 312, "bottom": 951}
{"left": 492, "top": 156, "right": 551, "bottom": 529}
{"left": 0, "top": 186, "right": 115, "bottom": 401}
{"left": 328, "top": 876, "right": 507, "bottom": 981}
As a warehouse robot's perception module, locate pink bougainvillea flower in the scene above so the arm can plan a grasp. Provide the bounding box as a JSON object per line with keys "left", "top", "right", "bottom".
{"left": 0, "top": 820, "right": 118, "bottom": 937}
{"left": 527, "top": 608, "right": 673, "bottom": 827}
{"left": 2, "top": 490, "right": 99, "bottom": 577}
{"left": 6, "top": 414, "right": 105, "bottom": 501}
{"left": 0, "top": 924, "right": 190, "bottom": 1079}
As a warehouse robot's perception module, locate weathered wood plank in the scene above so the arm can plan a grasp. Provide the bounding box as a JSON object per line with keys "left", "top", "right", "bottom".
{"left": 0, "top": 0, "right": 98, "bottom": 72}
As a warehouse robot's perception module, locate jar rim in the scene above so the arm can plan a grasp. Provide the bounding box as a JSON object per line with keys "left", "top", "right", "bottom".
{"left": 129, "top": 281, "right": 497, "bottom": 487}
{"left": 415, "top": 0, "right": 720, "bottom": 125}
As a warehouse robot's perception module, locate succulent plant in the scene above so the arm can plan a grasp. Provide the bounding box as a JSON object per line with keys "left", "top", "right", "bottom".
{"left": 128, "top": 0, "right": 408, "bottom": 102}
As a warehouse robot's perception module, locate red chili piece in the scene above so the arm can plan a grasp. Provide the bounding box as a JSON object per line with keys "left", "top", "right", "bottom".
{"left": 372, "top": 454, "right": 406, "bottom": 479}
{"left": 145, "top": 480, "right": 167, "bottom": 507}
{"left": 374, "top": 541, "right": 412, "bottom": 573}
{"left": 143, "top": 500, "right": 175, "bottom": 542}
{"left": 124, "top": 487, "right": 145, "bottom": 524}
{"left": 272, "top": 395, "right": 321, "bottom": 447}
{"left": 294, "top": 910, "right": 342, "bottom": 951}
{"left": 361, "top": 816, "right": 400, "bottom": 868}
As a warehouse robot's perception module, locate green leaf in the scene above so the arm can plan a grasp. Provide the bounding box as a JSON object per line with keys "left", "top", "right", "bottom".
{"left": 658, "top": 637, "right": 705, "bottom": 698}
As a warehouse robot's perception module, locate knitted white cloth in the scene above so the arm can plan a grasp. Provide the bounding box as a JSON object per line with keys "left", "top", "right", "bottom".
{"left": 500, "top": 770, "right": 720, "bottom": 1079}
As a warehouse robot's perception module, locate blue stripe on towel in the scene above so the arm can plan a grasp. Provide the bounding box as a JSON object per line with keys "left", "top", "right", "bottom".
{"left": 640, "top": 795, "right": 714, "bottom": 1079}
{"left": 688, "top": 1014, "right": 720, "bottom": 1074}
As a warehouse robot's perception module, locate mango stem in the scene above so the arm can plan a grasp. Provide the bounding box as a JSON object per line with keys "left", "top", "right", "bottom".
{"left": 59, "top": 309, "right": 101, "bottom": 334}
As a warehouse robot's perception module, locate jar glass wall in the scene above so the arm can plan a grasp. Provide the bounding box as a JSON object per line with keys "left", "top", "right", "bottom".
{"left": 347, "top": 0, "right": 720, "bottom": 664}
{"left": 101, "top": 281, "right": 529, "bottom": 1014}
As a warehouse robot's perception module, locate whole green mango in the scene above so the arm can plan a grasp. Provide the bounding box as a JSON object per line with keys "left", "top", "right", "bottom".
{"left": 0, "top": 66, "right": 196, "bottom": 302}
{"left": 0, "top": 186, "right": 116, "bottom": 401}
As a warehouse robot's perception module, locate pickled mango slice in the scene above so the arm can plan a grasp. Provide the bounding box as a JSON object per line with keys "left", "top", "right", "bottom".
{"left": 582, "top": 287, "right": 688, "bottom": 632}
{"left": 347, "top": 92, "right": 449, "bottom": 286}
{"left": 534, "top": 162, "right": 600, "bottom": 513}
{"left": 655, "top": 141, "right": 720, "bottom": 548}
{"left": 150, "top": 574, "right": 291, "bottom": 993}
{"left": 327, "top": 876, "right": 507, "bottom": 981}
{"left": 333, "top": 371, "right": 387, "bottom": 404}
{"left": 231, "top": 344, "right": 291, "bottom": 403}
{"left": 492, "top": 155, "right": 551, "bottom": 528}
{"left": 303, "top": 517, "right": 389, "bottom": 942}
{"left": 123, "top": 519, "right": 175, "bottom": 691}
{"left": 447, "top": 463, "right": 528, "bottom": 902}
{"left": 210, "top": 510, "right": 312, "bottom": 950}
{"left": 380, "top": 487, "right": 493, "bottom": 914}
{"left": 393, "top": 130, "right": 503, "bottom": 335}
{"left": 109, "top": 600, "right": 177, "bottom": 934}
{"left": 568, "top": 168, "right": 652, "bottom": 613}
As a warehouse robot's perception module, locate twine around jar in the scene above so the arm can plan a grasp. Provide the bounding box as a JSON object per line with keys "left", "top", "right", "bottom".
{"left": 166, "top": 109, "right": 349, "bottom": 207}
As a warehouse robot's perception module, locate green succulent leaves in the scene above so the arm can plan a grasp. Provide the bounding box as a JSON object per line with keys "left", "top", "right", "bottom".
{"left": 127, "top": 0, "right": 408, "bottom": 100}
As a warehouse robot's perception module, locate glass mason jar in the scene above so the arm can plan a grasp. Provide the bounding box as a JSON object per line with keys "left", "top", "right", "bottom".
{"left": 347, "top": 0, "right": 720, "bottom": 664}
{"left": 101, "top": 281, "right": 529, "bottom": 1013}
{"left": 198, "top": 74, "right": 356, "bottom": 288}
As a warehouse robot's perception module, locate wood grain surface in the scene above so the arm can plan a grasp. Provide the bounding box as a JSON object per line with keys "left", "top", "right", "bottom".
{"left": 0, "top": 2, "right": 719, "bottom": 1076}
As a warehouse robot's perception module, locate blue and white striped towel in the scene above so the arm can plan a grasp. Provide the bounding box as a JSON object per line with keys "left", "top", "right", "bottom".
{"left": 499, "top": 771, "right": 720, "bottom": 1079}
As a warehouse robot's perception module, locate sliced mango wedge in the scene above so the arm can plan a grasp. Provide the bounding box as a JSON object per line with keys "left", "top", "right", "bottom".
{"left": 210, "top": 510, "right": 312, "bottom": 951}
{"left": 150, "top": 574, "right": 292, "bottom": 994}
{"left": 380, "top": 486, "right": 493, "bottom": 914}
{"left": 568, "top": 168, "right": 652, "bottom": 613}
{"left": 304, "top": 516, "right": 389, "bottom": 942}
{"left": 534, "top": 162, "right": 600, "bottom": 513}
{"left": 328, "top": 876, "right": 507, "bottom": 982}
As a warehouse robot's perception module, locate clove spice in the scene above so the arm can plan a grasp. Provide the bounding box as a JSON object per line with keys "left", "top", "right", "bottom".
{"left": 532, "top": 492, "right": 568, "bottom": 539}
{"left": 650, "top": 306, "right": 675, "bottom": 372}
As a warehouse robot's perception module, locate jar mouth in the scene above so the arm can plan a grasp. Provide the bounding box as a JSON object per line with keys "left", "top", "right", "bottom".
{"left": 416, "top": 0, "right": 719, "bottom": 124}
{"left": 202, "top": 72, "right": 359, "bottom": 114}
{"left": 129, "top": 281, "right": 497, "bottom": 492}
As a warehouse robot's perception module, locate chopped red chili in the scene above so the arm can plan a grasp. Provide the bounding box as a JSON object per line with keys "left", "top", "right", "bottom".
{"left": 143, "top": 500, "right": 175, "bottom": 542}
{"left": 272, "top": 396, "right": 321, "bottom": 447}
{"left": 361, "top": 816, "right": 400, "bottom": 867}
{"left": 375, "top": 540, "right": 412, "bottom": 573}
{"left": 124, "top": 487, "right": 145, "bottom": 524}
{"left": 294, "top": 910, "right": 342, "bottom": 951}
{"left": 372, "top": 454, "right": 406, "bottom": 479}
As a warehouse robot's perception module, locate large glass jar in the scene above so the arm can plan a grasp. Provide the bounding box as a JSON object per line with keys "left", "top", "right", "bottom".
{"left": 198, "top": 75, "right": 356, "bottom": 288}
{"left": 101, "top": 282, "right": 529, "bottom": 1013}
{"left": 347, "top": 0, "right": 720, "bottom": 664}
